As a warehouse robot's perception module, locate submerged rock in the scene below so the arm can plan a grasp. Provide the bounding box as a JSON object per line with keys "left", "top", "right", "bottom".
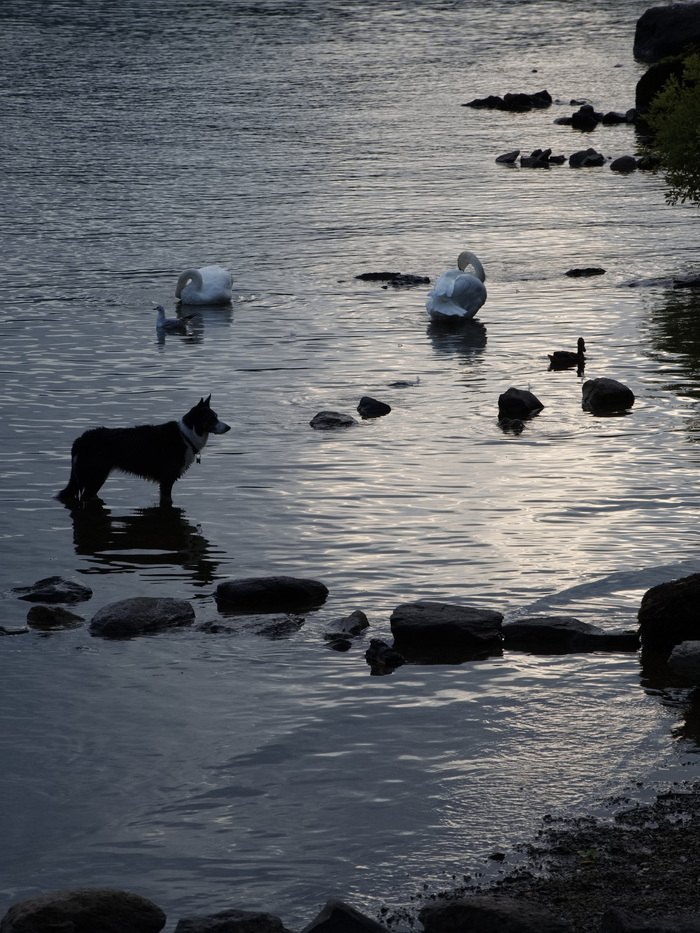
{"left": 310, "top": 411, "right": 359, "bottom": 429}
{"left": 355, "top": 272, "right": 430, "bottom": 288}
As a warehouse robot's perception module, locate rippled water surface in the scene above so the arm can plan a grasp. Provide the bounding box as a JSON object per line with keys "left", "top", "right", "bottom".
{"left": 2, "top": 1, "right": 700, "bottom": 928}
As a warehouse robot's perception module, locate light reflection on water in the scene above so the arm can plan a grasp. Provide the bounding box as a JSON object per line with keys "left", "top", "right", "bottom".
{"left": 2, "top": 0, "right": 700, "bottom": 928}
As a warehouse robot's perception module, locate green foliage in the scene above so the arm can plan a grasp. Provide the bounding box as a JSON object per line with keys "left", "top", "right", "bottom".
{"left": 646, "top": 53, "right": 700, "bottom": 206}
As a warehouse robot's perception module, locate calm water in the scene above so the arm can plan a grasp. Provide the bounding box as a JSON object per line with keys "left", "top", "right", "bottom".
{"left": 2, "top": 1, "right": 700, "bottom": 928}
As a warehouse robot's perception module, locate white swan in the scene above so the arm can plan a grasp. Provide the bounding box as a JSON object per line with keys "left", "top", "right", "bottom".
{"left": 426, "top": 250, "right": 487, "bottom": 322}
{"left": 175, "top": 265, "right": 232, "bottom": 305}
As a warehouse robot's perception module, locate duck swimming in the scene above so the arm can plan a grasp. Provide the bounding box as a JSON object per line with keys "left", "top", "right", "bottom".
{"left": 548, "top": 337, "right": 586, "bottom": 370}
{"left": 175, "top": 265, "right": 232, "bottom": 305}
{"left": 154, "top": 305, "right": 195, "bottom": 334}
{"left": 426, "top": 250, "right": 487, "bottom": 322}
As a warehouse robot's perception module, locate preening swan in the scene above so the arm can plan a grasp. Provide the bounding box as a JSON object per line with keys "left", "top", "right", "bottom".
{"left": 548, "top": 337, "right": 586, "bottom": 370}
{"left": 154, "top": 305, "right": 195, "bottom": 334}
{"left": 426, "top": 250, "right": 487, "bottom": 322}
{"left": 175, "top": 265, "right": 232, "bottom": 305}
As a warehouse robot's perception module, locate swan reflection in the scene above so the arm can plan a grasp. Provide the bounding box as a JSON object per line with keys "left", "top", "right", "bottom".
{"left": 427, "top": 318, "right": 487, "bottom": 357}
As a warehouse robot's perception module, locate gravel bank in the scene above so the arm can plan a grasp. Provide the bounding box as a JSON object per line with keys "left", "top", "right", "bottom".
{"left": 385, "top": 780, "right": 700, "bottom": 932}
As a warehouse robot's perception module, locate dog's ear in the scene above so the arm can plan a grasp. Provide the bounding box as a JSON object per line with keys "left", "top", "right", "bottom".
{"left": 199, "top": 395, "right": 212, "bottom": 407}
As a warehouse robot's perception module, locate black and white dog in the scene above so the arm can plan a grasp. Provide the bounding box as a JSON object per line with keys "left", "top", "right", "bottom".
{"left": 56, "top": 395, "right": 230, "bottom": 505}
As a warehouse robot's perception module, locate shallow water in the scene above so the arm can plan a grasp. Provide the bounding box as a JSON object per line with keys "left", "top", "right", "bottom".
{"left": 2, "top": 1, "right": 700, "bottom": 928}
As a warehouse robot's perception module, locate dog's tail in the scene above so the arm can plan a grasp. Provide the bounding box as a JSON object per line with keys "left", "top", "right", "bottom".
{"left": 56, "top": 469, "right": 81, "bottom": 502}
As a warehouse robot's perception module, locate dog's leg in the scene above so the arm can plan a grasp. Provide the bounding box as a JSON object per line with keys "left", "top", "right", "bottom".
{"left": 159, "top": 479, "right": 175, "bottom": 505}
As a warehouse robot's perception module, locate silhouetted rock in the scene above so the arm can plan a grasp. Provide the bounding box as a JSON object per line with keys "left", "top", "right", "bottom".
{"left": 582, "top": 377, "right": 634, "bottom": 413}
{"left": 357, "top": 397, "right": 391, "bottom": 418}
{"left": 464, "top": 89, "right": 552, "bottom": 111}
{"left": 565, "top": 267, "right": 606, "bottom": 276}
{"left": 11, "top": 575, "right": 92, "bottom": 604}
{"left": 215, "top": 576, "right": 329, "bottom": 613}
{"left": 496, "top": 149, "right": 520, "bottom": 164}
{"left": 610, "top": 156, "right": 639, "bottom": 173}
{"left": 638, "top": 572, "right": 700, "bottom": 652}
{"left": 310, "top": 411, "right": 358, "bottom": 429}
{"left": 634, "top": 2, "right": 700, "bottom": 63}
{"left": 390, "top": 600, "right": 502, "bottom": 660}
{"left": 324, "top": 609, "right": 369, "bottom": 644}
{"left": 0, "top": 887, "right": 166, "bottom": 933}
{"left": 569, "top": 147, "right": 606, "bottom": 167}
{"left": 365, "top": 638, "right": 406, "bottom": 675}
{"left": 302, "top": 898, "right": 392, "bottom": 933}
{"left": 668, "top": 642, "right": 700, "bottom": 682}
{"left": 26, "top": 605, "right": 84, "bottom": 630}
{"left": 356, "top": 272, "right": 430, "bottom": 288}
{"left": 503, "top": 616, "right": 639, "bottom": 652}
{"left": 89, "top": 597, "right": 195, "bottom": 638}
{"left": 498, "top": 387, "right": 544, "bottom": 419}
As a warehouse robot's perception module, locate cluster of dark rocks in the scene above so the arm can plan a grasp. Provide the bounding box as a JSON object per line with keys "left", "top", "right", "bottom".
{"left": 496, "top": 146, "right": 643, "bottom": 172}
{"left": 496, "top": 376, "right": 635, "bottom": 435}
{"left": 463, "top": 88, "right": 553, "bottom": 112}
{"left": 0, "top": 892, "right": 393, "bottom": 933}
{"left": 7, "top": 566, "right": 700, "bottom": 682}
{"left": 355, "top": 271, "right": 431, "bottom": 290}
{"left": 309, "top": 394, "right": 393, "bottom": 430}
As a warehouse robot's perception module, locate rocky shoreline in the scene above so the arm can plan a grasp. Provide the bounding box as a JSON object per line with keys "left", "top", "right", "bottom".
{"left": 381, "top": 777, "right": 700, "bottom": 933}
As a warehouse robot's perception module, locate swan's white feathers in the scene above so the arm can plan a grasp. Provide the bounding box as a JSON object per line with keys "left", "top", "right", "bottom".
{"left": 426, "top": 250, "right": 487, "bottom": 321}
{"left": 175, "top": 264, "right": 232, "bottom": 305}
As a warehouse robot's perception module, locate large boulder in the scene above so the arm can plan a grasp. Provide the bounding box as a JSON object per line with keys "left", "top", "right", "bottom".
{"left": 635, "top": 57, "right": 686, "bottom": 110}
{"left": 215, "top": 576, "right": 329, "bottom": 613}
{"left": 582, "top": 377, "right": 635, "bottom": 413}
{"left": 390, "top": 600, "right": 502, "bottom": 660}
{"left": 638, "top": 573, "right": 700, "bottom": 652}
{"left": 0, "top": 888, "right": 165, "bottom": 933}
{"left": 634, "top": 2, "right": 700, "bottom": 63}
{"left": 89, "top": 597, "right": 195, "bottom": 638}
{"left": 419, "top": 896, "right": 570, "bottom": 933}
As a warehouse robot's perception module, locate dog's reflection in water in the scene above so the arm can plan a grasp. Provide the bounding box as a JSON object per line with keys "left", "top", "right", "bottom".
{"left": 64, "top": 498, "right": 220, "bottom": 585}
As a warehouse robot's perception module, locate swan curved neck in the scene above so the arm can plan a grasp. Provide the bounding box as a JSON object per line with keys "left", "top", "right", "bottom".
{"left": 175, "top": 268, "right": 203, "bottom": 298}
{"left": 457, "top": 251, "right": 485, "bottom": 281}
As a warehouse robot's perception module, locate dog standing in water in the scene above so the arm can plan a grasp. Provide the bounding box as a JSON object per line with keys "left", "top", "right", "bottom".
{"left": 56, "top": 395, "right": 230, "bottom": 505}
